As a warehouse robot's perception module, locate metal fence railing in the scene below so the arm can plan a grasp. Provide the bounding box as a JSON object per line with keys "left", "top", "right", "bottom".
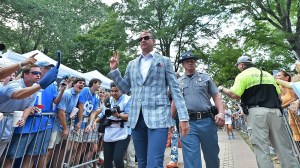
{"left": 0, "top": 112, "right": 101, "bottom": 168}
{"left": 282, "top": 108, "right": 300, "bottom": 161}
{"left": 233, "top": 108, "right": 300, "bottom": 162}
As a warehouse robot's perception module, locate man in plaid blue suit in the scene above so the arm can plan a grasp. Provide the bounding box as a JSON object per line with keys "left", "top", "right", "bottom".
{"left": 109, "top": 30, "right": 189, "bottom": 168}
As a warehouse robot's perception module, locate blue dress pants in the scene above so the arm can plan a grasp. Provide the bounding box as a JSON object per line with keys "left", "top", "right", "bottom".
{"left": 181, "top": 118, "right": 219, "bottom": 168}
{"left": 131, "top": 112, "right": 168, "bottom": 168}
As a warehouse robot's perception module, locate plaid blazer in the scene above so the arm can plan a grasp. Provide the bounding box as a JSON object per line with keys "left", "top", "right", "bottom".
{"left": 109, "top": 53, "right": 189, "bottom": 129}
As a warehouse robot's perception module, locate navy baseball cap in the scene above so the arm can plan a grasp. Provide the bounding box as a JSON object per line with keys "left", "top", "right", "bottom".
{"left": 62, "top": 74, "right": 70, "bottom": 80}
{"left": 37, "top": 61, "right": 54, "bottom": 67}
{"left": 178, "top": 51, "right": 199, "bottom": 63}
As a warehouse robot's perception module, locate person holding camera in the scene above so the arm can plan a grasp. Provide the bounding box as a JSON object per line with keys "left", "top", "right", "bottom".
{"left": 174, "top": 51, "right": 225, "bottom": 168}
{"left": 96, "top": 83, "right": 131, "bottom": 168}
{"left": 219, "top": 55, "right": 300, "bottom": 168}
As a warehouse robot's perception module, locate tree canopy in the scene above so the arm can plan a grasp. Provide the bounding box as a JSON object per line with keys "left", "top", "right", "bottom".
{"left": 114, "top": 0, "right": 231, "bottom": 71}
{"left": 0, "top": 0, "right": 299, "bottom": 85}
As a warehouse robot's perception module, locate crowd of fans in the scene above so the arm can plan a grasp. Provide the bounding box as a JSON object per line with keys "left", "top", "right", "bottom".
{"left": 0, "top": 53, "right": 135, "bottom": 168}
{"left": 1, "top": 35, "right": 300, "bottom": 168}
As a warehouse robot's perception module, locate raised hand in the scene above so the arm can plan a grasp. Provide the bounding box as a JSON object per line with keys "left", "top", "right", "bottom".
{"left": 109, "top": 51, "right": 120, "bottom": 70}
{"left": 38, "top": 50, "right": 60, "bottom": 89}
{"left": 21, "top": 53, "right": 38, "bottom": 66}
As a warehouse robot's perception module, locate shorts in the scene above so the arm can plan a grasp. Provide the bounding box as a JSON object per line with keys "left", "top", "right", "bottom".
{"left": 0, "top": 139, "right": 10, "bottom": 157}
{"left": 6, "top": 129, "right": 52, "bottom": 158}
{"left": 48, "top": 131, "right": 64, "bottom": 149}
{"left": 69, "top": 129, "right": 98, "bottom": 143}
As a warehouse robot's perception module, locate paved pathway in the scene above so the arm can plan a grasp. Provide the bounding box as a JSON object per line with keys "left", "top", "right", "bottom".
{"left": 163, "top": 129, "right": 258, "bottom": 168}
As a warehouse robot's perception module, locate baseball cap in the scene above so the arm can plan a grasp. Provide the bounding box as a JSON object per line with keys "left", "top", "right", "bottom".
{"left": 36, "top": 61, "right": 54, "bottom": 67}
{"left": 62, "top": 74, "right": 70, "bottom": 80}
{"left": 235, "top": 56, "right": 252, "bottom": 66}
{"left": 178, "top": 51, "right": 199, "bottom": 63}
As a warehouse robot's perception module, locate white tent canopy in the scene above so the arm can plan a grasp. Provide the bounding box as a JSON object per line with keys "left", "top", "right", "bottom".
{"left": 22, "top": 50, "right": 85, "bottom": 78}
{"left": 2, "top": 50, "right": 85, "bottom": 78}
{"left": 2, "top": 50, "right": 113, "bottom": 89}
{"left": 84, "top": 70, "right": 113, "bottom": 89}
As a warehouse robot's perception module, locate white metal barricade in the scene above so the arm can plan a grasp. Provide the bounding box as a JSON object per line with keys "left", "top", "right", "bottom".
{"left": 0, "top": 112, "right": 101, "bottom": 168}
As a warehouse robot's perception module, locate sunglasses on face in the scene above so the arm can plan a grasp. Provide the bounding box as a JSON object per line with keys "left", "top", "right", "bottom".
{"left": 138, "top": 36, "right": 151, "bottom": 42}
{"left": 30, "top": 71, "right": 42, "bottom": 75}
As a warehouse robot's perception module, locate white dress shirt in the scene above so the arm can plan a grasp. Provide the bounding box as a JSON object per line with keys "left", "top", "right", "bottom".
{"left": 139, "top": 51, "right": 155, "bottom": 81}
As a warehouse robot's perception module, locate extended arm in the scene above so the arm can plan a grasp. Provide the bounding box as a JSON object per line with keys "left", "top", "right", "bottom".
{"left": 219, "top": 86, "right": 241, "bottom": 100}
{"left": 75, "top": 103, "right": 84, "bottom": 130}
{"left": 11, "top": 85, "right": 42, "bottom": 99}
{"left": 276, "top": 79, "right": 292, "bottom": 88}
{"left": 58, "top": 108, "right": 68, "bottom": 137}
{"left": 0, "top": 53, "right": 37, "bottom": 79}
{"left": 53, "top": 86, "right": 66, "bottom": 104}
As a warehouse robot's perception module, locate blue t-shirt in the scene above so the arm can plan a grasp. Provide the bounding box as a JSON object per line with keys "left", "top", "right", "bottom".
{"left": 75, "top": 87, "right": 99, "bottom": 128}
{"left": 53, "top": 88, "right": 79, "bottom": 131}
{"left": 0, "top": 79, "right": 37, "bottom": 139}
{"left": 14, "top": 83, "right": 58, "bottom": 133}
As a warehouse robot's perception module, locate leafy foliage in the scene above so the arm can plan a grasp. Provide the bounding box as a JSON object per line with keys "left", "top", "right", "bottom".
{"left": 72, "top": 10, "right": 133, "bottom": 75}
{"left": 0, "top": 0, "right": 106, "bottom": 65}
{"left": 228, "top": 0, "right": 300, "bottom": 58}
{"left": 198, "top": 37, "right": 242, "bottom": 87}
{"left": 115, "top": 0, "right": 231, "bottom": 71}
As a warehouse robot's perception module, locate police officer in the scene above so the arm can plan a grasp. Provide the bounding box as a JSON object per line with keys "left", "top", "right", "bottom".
{"left": 219, "top": 55, "right": 300, "bottom": 168}
{"left": 176, "top": 51, "right": 225, "bottom": 168}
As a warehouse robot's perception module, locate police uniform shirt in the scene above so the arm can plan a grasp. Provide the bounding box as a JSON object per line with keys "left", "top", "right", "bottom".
{"left": 178, "top": 72, "right": 218, "bottom": 112}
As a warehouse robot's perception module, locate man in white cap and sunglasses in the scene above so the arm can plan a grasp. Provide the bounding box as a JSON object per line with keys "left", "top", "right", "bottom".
{"left": 219, "top": 55, "right": 300, "bottom": 168}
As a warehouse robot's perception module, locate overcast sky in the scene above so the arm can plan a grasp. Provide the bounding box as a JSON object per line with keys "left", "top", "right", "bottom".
{"left": 102, "top": 0, "right": 121, "bottom": 6}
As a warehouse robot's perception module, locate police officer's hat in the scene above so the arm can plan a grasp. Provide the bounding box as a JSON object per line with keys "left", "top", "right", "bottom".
{"left": 235, "top": 55, "right": 253, "bottom": 66}
{"left": 178, "top": 51, "right": 199, "bottom": 63}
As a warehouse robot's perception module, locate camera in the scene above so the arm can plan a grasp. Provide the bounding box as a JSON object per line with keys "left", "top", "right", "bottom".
{"left": 98, "top": 118, "right": 111, "bottom": 133}
{"left": 105, "top": 106, "right": 121, "bottom": 117}
{"left": 61, "top": 82, "right": 67, "bottom": 86}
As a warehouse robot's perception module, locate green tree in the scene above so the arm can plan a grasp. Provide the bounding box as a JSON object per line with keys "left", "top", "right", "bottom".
{"left": 229, "top": 0, "right": 300, "bottom": 59}
{"left": 115, "top": 0, "right": 231, "bottom": 71}
{"left": 0, "top": 0, "right": 106, "bottom": 66}
{"left": 73, "top": 11, "right": 132, "bottom": 75}
{"left": 198, "top": 37, "right": 242, "bottom": 87}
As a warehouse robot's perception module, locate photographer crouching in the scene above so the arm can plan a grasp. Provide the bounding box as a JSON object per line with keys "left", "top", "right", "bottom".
{"left": 94, "top": 83, "right": 131, "bottom": 168}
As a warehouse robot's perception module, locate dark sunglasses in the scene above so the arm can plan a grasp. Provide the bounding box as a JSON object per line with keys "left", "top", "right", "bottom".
{"left": 30, "top": 71, "right": 42, "bottom": 75}
{"left": 138, "top": 36, "right": 151, "bottom": 42}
